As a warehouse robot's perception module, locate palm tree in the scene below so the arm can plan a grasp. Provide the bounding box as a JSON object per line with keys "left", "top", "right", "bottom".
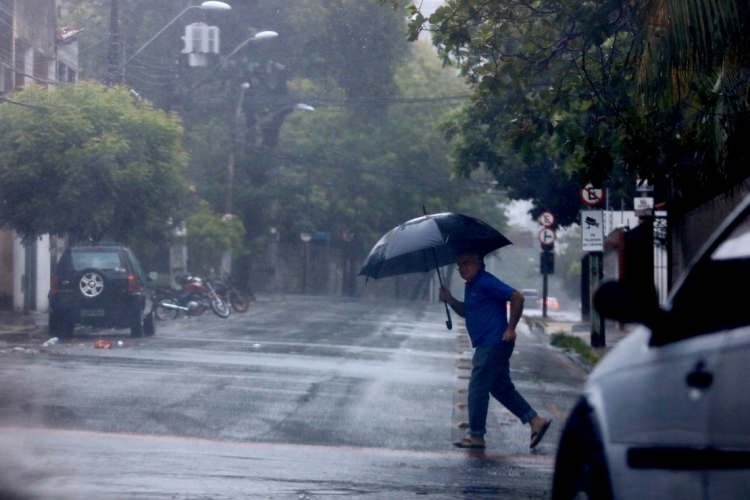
{"left": 636, "top": 0, "right": 750, "bottom": 202}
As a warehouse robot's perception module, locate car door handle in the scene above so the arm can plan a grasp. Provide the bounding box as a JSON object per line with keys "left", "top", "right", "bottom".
{"left": 686, "top": 361, "right": 713, "bottom": 389}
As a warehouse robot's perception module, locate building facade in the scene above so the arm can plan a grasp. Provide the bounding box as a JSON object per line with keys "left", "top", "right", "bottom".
{"left": 0, "top": 0, "right": 80, "bottom": 312}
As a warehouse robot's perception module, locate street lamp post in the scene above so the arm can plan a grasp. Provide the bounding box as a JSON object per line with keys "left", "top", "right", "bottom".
{"left": 108, "top": 1, "right": 231, "bottom": 85}
{"left": 189, "top": 31, "right": 280, "bottom": 90}
{"left": 225, "top": 82, "right": 250, "bottom": 215}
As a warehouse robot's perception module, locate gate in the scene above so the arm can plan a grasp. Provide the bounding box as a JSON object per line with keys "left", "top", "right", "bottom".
{"left": 623, "top": 216, "right": 669, "bottom": 305}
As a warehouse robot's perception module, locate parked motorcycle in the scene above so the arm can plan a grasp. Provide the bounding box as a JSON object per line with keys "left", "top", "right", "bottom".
{"left": 153, "top": 274, "right": 230, "bottom": 320}
{"left": 211, "top": 274, "right": 255, "bottom": 313}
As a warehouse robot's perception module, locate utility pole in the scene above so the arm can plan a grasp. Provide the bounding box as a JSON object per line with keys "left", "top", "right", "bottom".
{"left": 106, "top": 0, "right": 122, "bottom": 85}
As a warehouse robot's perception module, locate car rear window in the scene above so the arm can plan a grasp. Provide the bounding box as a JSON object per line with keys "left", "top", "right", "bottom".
{"left": 71, "top": 251, "right": 125, "bottom": 272}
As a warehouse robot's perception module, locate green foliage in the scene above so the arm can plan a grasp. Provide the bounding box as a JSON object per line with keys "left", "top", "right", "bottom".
{"left": 383, "top": 0, "right": 750, "bottom": 218}
{"left": 550, "top": 332, "right": 600, "bottom": 365}
{"left": 186, "top": 201, "right": 246, "bottom": 276}
{"left": 0, "top": 82, "right": 188, "bottom": 249}
{"left": 59, "top": 1, "right": 514, "bottom": 294}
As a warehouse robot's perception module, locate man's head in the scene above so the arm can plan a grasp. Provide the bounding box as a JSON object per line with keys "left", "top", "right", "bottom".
{"left": 456, "top": 251, "right": 483, "bottom": 282}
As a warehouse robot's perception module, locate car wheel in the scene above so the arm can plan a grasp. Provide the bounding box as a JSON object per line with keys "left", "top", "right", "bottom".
{"left": 552, "top": 400, "right": 613, "bottom": 500}
{"left": 143, "top": 309, "right": 156, "bottom": 336}
{"left": 130, "top": 309, "right": 144, "bottom": 337}
{"left": 77, "top": 268, "right": 106, "bottom": 299}
{"left": 229, "top": 292, "right": 251, "bottom": 312}
{"left": 155, "top": 299, "right": 180, "bottom": 320}
{"left": 49, "top": 310, "right": 74, "bottom": 339}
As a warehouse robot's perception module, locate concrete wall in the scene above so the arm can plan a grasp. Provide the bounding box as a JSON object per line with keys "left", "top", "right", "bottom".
{"left": 11, "top": 235, "right": 50, "bottom": 313}
{"left": 671, "top": 183, "right": 750, "bottom": 283}
{"left": 0, "top": 230, "right": 13, "bottom": 310}
{"left": 16, "top": 0, "right": 56, "bottom": 57}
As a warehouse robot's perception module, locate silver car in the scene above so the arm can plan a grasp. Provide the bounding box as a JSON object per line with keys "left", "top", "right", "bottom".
{"left": 552, "top": 195, "right": 750, "bottom": 500}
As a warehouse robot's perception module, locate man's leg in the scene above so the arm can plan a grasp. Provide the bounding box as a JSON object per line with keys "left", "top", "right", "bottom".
{"left": 489, "top": 344, "right": 551, "bottom": 447}
{"left": 488, "top": 344, "right": 537, "bottom": 424}
{"left": 467, "top": 346, "right": 494, "bottom": 437}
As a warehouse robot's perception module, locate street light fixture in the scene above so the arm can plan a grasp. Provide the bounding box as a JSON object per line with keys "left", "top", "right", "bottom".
{"left": 222, "top": 31, "right": 279, "bottom": 61}
{"left": 188, "top": 30, "right": 280, "bottom": 90}
{"left": 119, "top": 1, "right": 232, "bottom": 72}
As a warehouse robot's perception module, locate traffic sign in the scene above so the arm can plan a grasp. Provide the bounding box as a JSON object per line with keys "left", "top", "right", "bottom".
{"left": 581, "top": 210, "right": 604, "bottom": 251}
{"left": 580, "top": 183, "right": 604, "bottom": 206}
{"left": 634, "top": 197, "right": 654, "bottom": 216}
{"left": 538, "top": 227, "right": 556, "bottom": 246}
{"left": 636, "top": 178, "right": 654, "bottom": 192}
{"left": 538, "top": 211, "right": 555, "bottom": 227}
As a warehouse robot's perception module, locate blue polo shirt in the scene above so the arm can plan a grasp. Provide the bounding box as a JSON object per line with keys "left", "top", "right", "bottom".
{"left": 464, "top": 268, "right": 516, "bottom": 346}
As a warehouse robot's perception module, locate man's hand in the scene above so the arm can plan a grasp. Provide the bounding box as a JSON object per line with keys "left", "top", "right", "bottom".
{"left": 440, "top": 286, "right": 466, "bottom": 317}
{"left": 502, "top": 328, "right": 517, "bottom": 342}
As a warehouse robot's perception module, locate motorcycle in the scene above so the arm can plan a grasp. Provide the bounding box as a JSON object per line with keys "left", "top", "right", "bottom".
{"left": 211, "top": 274, "right": 255, "bottom": 313}
{"left": 153, "top": 274, "right": 231, "bottom": 320}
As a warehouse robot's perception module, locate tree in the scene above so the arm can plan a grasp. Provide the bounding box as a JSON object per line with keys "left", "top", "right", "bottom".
{"left": 0, "top": 82, "right": 188, "bottom": 249}
{"left": 379, "top": 0, "right": 750, "bottom": 218}
{"left": 635, "top": 0, "right": 750, "bottom": 209}
{"left": 186, "top": 201, "right": 246, "bottom": 276}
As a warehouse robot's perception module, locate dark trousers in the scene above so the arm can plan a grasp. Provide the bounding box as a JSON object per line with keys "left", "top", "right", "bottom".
{"left": 468, "top": 343, "right": 537, "bottom": 436}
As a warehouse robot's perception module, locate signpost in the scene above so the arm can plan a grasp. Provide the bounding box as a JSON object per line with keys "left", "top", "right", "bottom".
{"left": 581, "top": 209, "right": 605, "bottom": 346}
{"left": 538, "top": 227, "right": 556, "bottom": 246}
{"left": 538, "top": 211, "right": 555, "bottom": 227}
{"left": 580, "top": 183, "right": 604, "bottom": 206}
{"left": 537, "top": 216, "right": 556, "bottom": 318}
{"left": 581, "top": 210, "right": 604, "bottom": 252}
{"left": 634, "top": 197, "right": 654, "bottom": 217}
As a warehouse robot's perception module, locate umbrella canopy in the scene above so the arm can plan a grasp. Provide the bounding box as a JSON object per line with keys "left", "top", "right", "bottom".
{"left": 359, "top": 212, "right": 512, "bottom": 280}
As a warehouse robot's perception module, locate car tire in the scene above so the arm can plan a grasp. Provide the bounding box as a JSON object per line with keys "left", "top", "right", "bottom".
{"left": 552, "top": 400, "right": 613, "bottom": 500}
{"left": 49, "top": 310, "right": 75, "bottom": 339}
{"left": 130, "top": 309, "right": 144, "bottom": 337}
{"left": 155, "top": 299, "right": 180, "bottom": 320}
{"left": 77, "top": 268, "right": 106, "bottom": 299}
{"left": 143, "top": 309, "right": 156, "bottom": 336}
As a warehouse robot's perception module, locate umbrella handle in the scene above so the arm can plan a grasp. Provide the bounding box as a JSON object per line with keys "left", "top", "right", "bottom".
{"left": 433, "top": 251, "right": 452, "bottom": 330}
{"left": 423, "top": 206, "right": 453, "bottom": 330}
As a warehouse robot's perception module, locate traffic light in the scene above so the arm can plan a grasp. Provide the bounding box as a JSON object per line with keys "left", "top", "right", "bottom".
{"left": 541, "top": 251, "right": 555, "bottom": 274}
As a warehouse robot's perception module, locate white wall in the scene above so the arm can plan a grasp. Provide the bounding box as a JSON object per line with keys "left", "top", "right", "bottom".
{"left": 12, "top": 236, "right": 24, "bottom": 312}
{"left": 12, "top": 233, "right": 51, "bottom": 313}
{"left": 36, "top": 235, "right": 50, "bottom": 312}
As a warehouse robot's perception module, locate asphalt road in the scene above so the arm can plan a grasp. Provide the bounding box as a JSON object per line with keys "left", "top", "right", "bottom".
{"left": 0, "top": 296, "right": 587, "bottom": 499}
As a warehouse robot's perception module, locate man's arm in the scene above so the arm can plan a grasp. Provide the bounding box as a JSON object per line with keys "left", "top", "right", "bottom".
{"left": 503, "top": 290, "right": 524, "bottom": 341}
{"left": 439, "top": 286, "right": 465, "bottom": 317}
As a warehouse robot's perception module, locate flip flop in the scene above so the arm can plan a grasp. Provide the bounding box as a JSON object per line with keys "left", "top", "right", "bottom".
{"left": 530, "top": 419, "right": 552, "bottom": 449}
{"left": 453, "top": 437, "right": 486, "bottom": 449}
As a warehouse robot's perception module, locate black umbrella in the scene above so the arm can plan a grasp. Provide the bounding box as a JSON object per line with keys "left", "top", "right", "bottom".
{"left": 359, "top": 211, "right": 512, "bottom": 329}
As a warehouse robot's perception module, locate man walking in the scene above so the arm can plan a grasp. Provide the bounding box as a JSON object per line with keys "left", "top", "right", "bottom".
{"left": 439, "top": 250, "right": 551, "bottom": 449}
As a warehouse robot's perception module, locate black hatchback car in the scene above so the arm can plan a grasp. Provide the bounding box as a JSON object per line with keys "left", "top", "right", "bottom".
{"left": 48, "top": 245, "right": 156, "bottom": 338}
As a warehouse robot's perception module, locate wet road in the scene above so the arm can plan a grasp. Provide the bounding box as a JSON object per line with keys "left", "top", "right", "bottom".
{"left": 0, "top": 297, "right": 587, "bottom": 499}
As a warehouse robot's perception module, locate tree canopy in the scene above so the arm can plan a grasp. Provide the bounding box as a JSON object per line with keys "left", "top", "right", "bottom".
{"left": 58, "top": 1, "right": 514, "bottom": 294}
{"left": 0, "top": 82, "right": 188, "bottom": 248}
{"left": 378, "top": 0, "right": 750, "bottom": 221}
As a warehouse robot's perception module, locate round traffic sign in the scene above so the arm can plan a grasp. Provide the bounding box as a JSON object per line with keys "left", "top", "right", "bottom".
{"left": 538, "top": 211, "right": 555, "bottom": 227}
{"left": 538, "top": 227, "right": 556, "bottom": 246}
{"left": 580, "top": 183, "right": 604, "bottom": 206}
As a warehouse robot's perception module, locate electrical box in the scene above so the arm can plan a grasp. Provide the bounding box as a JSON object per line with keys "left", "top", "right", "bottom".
{"left": 182, "top": 23, "right": 220, "bottom": 67}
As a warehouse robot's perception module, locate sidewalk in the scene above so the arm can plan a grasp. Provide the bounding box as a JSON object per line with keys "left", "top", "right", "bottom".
{"left": 524, "top": 311, "right": 632, "bottom": 358}
{"left": 0, "top": 311, "right": 48, "bottom": 345}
